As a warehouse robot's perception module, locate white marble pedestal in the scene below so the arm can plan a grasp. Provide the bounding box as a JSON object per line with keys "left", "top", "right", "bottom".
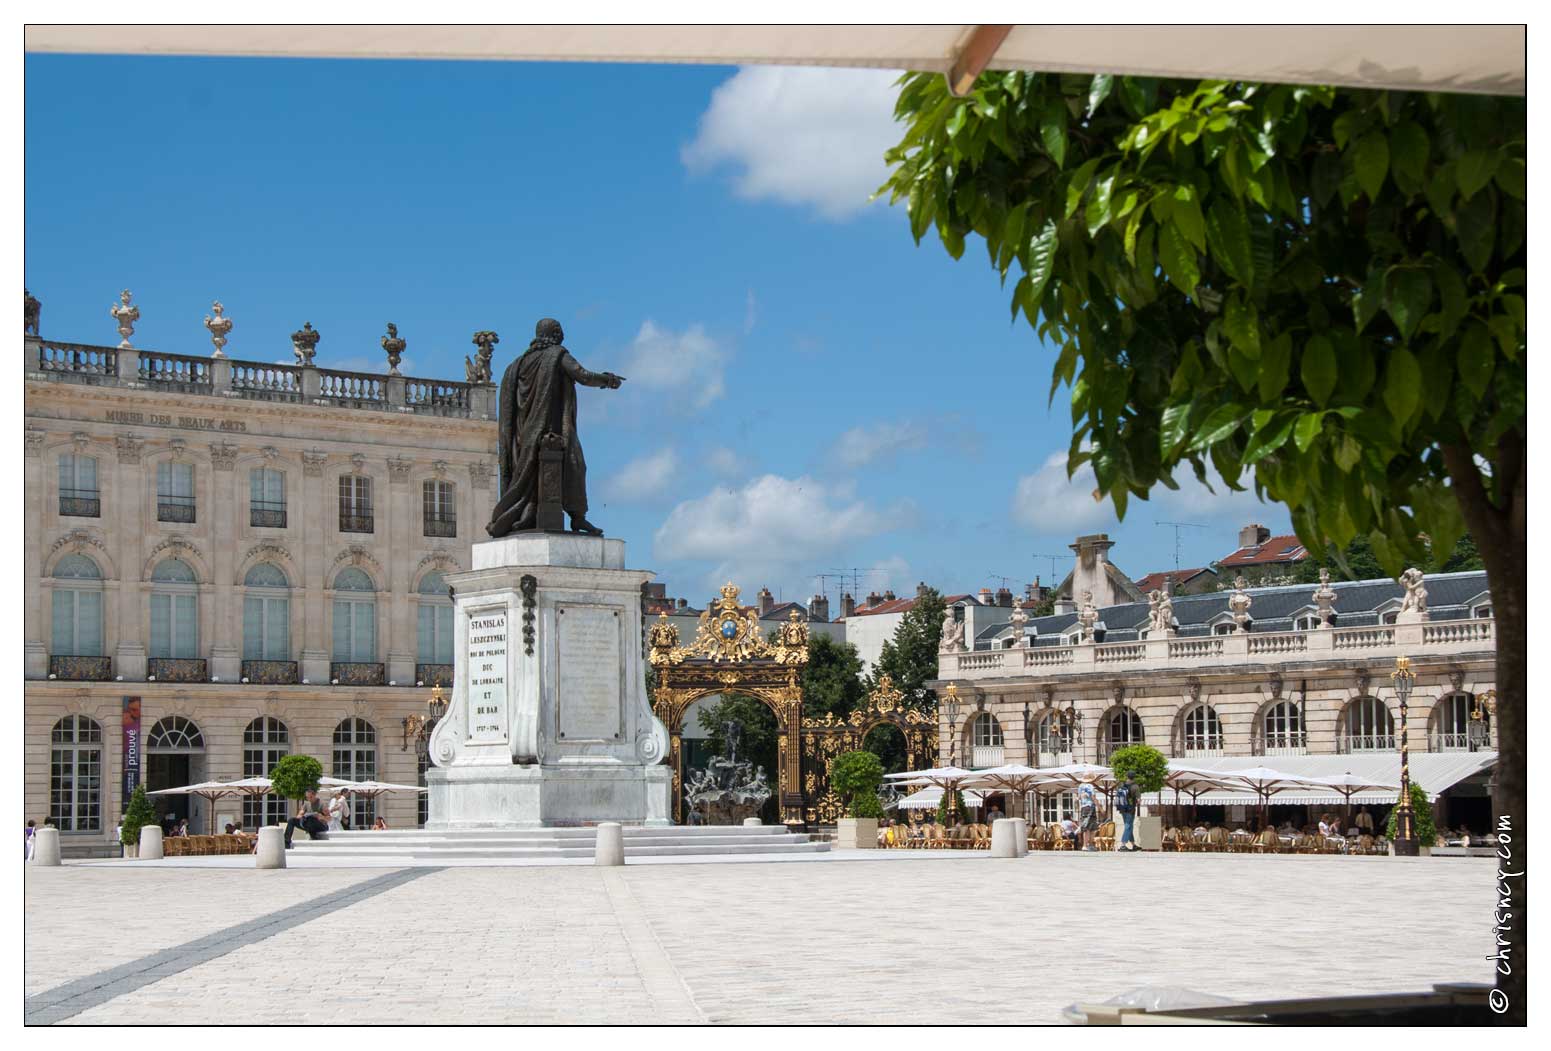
{"left": 425, "top": 534, "right": 673, "bottom": 828}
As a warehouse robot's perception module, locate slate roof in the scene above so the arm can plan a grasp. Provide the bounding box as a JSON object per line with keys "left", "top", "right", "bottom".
{"left": 978, "top": 570, "right": 1491, "bottom": 648}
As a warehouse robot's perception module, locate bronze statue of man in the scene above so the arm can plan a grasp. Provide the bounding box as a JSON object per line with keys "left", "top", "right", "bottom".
{"left": 487, "top": 318, "right": 624, "bottom": 538}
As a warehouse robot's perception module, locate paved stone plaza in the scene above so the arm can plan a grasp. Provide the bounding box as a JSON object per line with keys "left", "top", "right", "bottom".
{"left": 26, "top": 852, "right": 1497, "bottom": 1025}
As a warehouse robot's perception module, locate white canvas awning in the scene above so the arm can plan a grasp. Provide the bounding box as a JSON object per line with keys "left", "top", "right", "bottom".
{"left": 893, "top": 786, "right": 986, "bottom": 811}
{"left": 23, "top": 25, "right": 1524, "bottom": 96}
{"left": 1142, "top": 752, "right": 1496, "bottom": 806}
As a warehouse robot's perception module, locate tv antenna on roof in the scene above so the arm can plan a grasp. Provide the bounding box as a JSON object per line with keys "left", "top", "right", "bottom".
{"left": 1155, "top": 520, "right": 1209, "bottom": 570}
{"left": 1031, "top": 553, "right": 1073, "bottom": 582}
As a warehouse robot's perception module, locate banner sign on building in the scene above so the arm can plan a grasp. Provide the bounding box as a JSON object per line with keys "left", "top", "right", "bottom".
{"left": 122, "top": 696, "right": 142, "bottom": 802}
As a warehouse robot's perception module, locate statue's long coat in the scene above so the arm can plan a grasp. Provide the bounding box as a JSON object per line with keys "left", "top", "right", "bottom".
{"left": 486, "top": 342, "right": 610, "bottom": 536}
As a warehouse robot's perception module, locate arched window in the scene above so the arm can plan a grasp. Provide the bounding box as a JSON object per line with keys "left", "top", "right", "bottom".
{"left": 1035, "top": 711, "right": 1071, "bottom": 762}
{"left": 52, "top": 554, "right": 104, "bottom": 656}
{"left": 969, "top": 711, "right": 1004, "bottom": 768}
{"left": 243, "top": 563, "right": 290, "bottom": 661}
{"left": 417, "top": 571, "right": 454, "bottom": 666}
{"left": 58, "top": 453, "right": 100, "bottom": 517}
{"left": 243, "top": 717, "right": 290, "bottom": 828}
{"left": 423, "top": 479, "right": 456, "bottom": 537}
{"left": 1102, "top": 707, "right": 1144, "bottom": 760}
{"left": 1181, "top": 704, "right": 1224, "bottom": 756}
{"left": 332, "top": 718, "right": 378, "bottom": 827}
{"left": 149, "top": 558, "right": 199, "bottom": 659}
{"left": 1341, "top": 697, "right": 1395, "bottom": 752}
{"left": 50, "top": 715, "right": 102, "bottom": 831}
{"left": 332, "top": 567, "right": 377, "bottom": 662}
{"left": 1262, "top": 700, "right": 1307, "bottom": 755}
{"left": 147, "top": 715, "right": 204, "bottom": 751}
{"left": 1431, "top": 693, "right": 1485, "bottom": 752}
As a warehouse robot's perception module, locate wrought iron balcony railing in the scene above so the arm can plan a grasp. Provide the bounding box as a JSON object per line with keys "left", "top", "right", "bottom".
{"left": 59, "top": 490, "right": 101, "bottom": 518}
{"left": 416, "top": 663, "right": 453, "bottom": 687}
{"left": 147, "top": 657, "right": 208, "bottom": 683}
{"left": 331, "top": 661, "right": 385, "bottom": 686}
{"left": 339, "top": 513, "right": 374, "bottom": 534}
{"left": 1337, "top": 733, "right": 1398, "bottom": 753}
{"left": 241, "top": 659, "right": 299, "bottom": 685}
{"left": 423, "top": 514, "right": 457, "bottom": 538}
{"left": 250, "top": 501, "right": 287, "bottom": 528}
{"left": 157, "top": 498, "right": 197, "bottom": 523}
{"left": 49, "top": 655, "right": 112, "bottom": 681}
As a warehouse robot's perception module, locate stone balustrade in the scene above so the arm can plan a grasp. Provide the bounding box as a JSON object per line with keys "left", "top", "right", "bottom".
{"left": 27, "top": 336, "right": 493, "bottom": 419}
{"left": 942, "top": 618, "right": 1496, "bottom": 683}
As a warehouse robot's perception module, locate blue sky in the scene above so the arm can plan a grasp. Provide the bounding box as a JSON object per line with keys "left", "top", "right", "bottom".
{"left": 25, "top": 54, "right": 1289, "bottom": 607}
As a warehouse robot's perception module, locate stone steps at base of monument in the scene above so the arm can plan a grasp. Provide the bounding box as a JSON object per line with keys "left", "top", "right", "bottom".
{"left": 290, "top": 826, "right": 830, "bottom": 859}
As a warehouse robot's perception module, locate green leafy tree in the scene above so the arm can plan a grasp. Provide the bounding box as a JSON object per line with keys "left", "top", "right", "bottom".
{"left": 1287, "top": 532, "right": 1483, "bottom": 584}
{"left": 801, "top": 633, "right": 867, "bottom": 721}
{"left": 935, "top": 789, "right": 967, "bottom": 825}
{"left": 829, "top": 750, "right": 884, "bottom": 819}
{"left": 1385, "top": 783, "right": 1438, "bottom": 846}
{"left": 120, "top": 784, "right": 157, "bottom": 847}
{"left": 268, "top": 754, "right": 323, "bottom": 803}
{"left": 1107, "top": 744, "right": 1169, "bottom": 795}
{"left": 868, "top": 587, "right": 946, "bottom": 711}
{"left": 882, "top": 74, "right": 1523, "bottom": 1014}
{"left": 862, "top": 723, "right": 910, "bottom": 774}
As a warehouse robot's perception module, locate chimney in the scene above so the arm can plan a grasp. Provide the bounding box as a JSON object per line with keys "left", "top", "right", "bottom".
{"left": 757, "top": 587, "right": 775, "bottom": 616}
{"left": 1024, "top": 582, "right": 1038, "bottom": 602}
{"left": 996, "top": 586, "right": 1013, "bottom": 608}
{"left": 882, "top": 589, "right": 896, "bottom": 602}
{"left": 916, "top": 581, "right": 930, "bottom": 598}
{"left": 1239, "top": 523, "right": 1271, "bottom": 549}
{"left": 840, "top": 592, "right": 856, "bottom": 619}
{"left": 807, "top": 594, "right": 830, "bottom": 622}
{"left": 1068, "top": 533, "right": 1117, "bottom": 606}
{"left": 644, "top": 582, "right": 666, "bottom": 601}
{"left": 865, "top": 590, "right": 883, "bottom": 609}
{"left": 675, "top": 598, "right": 687, "bottom": 611}
{"left": 978, "top": 587, "right": 993, "bottom": 605}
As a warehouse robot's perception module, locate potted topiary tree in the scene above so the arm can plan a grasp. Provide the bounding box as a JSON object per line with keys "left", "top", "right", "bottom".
{"left": 830, "top": 750, "right": 884, "bottom": 849}
{"left": 120, "top": 784, "right": 156, "bottom": 859}
{"left": 1107, "top": 743, "right": 1169, "bottom": 851}
{"left": 1386, "top": 783, "right": 1438, "bottom": 856}
{"left": 267, "top": 754, "right": 323, "bottom": 830}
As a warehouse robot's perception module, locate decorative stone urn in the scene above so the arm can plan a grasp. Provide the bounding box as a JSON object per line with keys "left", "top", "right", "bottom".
{"left": 836, "top": 816, "right": 879, "bottom": 850}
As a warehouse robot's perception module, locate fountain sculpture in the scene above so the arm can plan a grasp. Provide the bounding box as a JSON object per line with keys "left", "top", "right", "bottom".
{"left": 684, "top": 720, "right": 772, "bottom": 825}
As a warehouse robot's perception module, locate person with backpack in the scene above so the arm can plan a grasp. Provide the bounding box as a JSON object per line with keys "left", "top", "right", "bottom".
{"left": 1115, "top": 775, "right": 1140, "bottom": 852}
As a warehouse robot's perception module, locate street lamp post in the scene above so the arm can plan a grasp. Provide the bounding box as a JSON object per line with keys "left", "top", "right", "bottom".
{"left": 1390, "top": 657, "right": 1418, "bottom": 856}
{"left": 943, "top": 683, "right": 961, "bottom": 824}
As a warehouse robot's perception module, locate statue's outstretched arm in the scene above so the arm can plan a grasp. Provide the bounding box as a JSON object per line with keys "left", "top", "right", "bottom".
{"left": 560, "top": 351, "right": 624, "bottom": 389}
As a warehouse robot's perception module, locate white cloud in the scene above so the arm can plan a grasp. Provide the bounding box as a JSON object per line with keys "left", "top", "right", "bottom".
{"left": 705, "top": 447, "right": 746, "bottom": 477}
{"left": 1012, "top": 450, "right": 1278, "bottom": 534}
{"left": 830, "top": 419, "right": 930, "bottom": 470}
{"left": 683, "top": 66, "right": 902, "bottom": 220}
{"left": 602, "top": 447, "right": 679, "bottom": 505}
{"left": 618, "top": 320, "right": 727, "bottom": 410}
{"left": 654, "top": 474, "right": 895, "bottom": 591}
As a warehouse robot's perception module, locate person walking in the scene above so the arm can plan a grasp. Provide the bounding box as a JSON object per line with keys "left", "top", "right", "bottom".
{"left": 1077, "top": 781, "right": 1099, "bottom": 851}
{"left": 25, "top": 820, "right": 36, "bottom": 860}
{"left": 326, "top": 790, "right": 348, "bottom": 833}
{"left": 1115, "top": 775, "right": 1140, "bottom": 852}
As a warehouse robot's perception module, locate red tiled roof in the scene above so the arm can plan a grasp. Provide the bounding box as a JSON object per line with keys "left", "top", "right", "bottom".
{"left": 849, "top": 593, "right": 973, "bottom": 617}
{"left": 1134, "top": 568, "right": 1212, "bottom": 593}
{"left": 1218, "top": 535, "right": 1309, "bottom": 567}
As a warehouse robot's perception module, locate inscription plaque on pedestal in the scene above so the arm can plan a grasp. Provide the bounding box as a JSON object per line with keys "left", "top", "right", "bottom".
{"left": 557, "top": 604, "right": 623, "bottom": 740}
{"left": 467, "top": 608, "right": 509, "bottom": 744}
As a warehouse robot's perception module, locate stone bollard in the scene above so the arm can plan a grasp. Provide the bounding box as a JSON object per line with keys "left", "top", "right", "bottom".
{"left": 990, "top": 818, "right": 1020, "bottom": 858}
{"left": 742, "top": 817, "right": 763, "bottom": 826}
{"left": 595, "top": 822, "right": 625, "bottom": 867}
{"left": 1011, "top": 816, "right": 1029, "bottom": 857}
{"left": 32, "top": 827, "right": 61, "bottom": 866}
{"left": 255, "top": 826, "right": 287, "bottom": 869}
{"left": 139, "top": 825, "right": 164, "bottom": 861}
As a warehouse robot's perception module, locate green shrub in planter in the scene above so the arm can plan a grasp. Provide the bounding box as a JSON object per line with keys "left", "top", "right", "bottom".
{"left": 268, "top": 754, "right": 323, "bottom": 804}
{"left": 1107, "top": 744, "right": 1168, "bottom": 794}
{"left": 936, "top": 789, "right": 966, "bottom": 825}
{"left": 120, "top": 784, "right": 156, "bottom": 847}
{"left": 1385, "top": 783, "right": 1437, "bottom": 844}
{"left": 830, "top": 750, "right": 884, "bottom": 818}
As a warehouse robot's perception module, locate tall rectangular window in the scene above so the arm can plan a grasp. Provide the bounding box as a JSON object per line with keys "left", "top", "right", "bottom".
{"left": 422, "top": 479, "right": 456, "bottom": 537}
{"left": 58, "top": 454, "right": 100, "bottom": 517}
{"left": 332, "top": 598, "right": 376, "bottom": 661}
{"left": 339, "top": 475, "right": 373, "bottom": 533}
{"left": 150, "top": 593, "right": 199, "bottom": 658}
{"left": 51, "top": 589, "right": 104, "bottom": 656}
{"left": 249, "top": 468, "right": 286, "bottom": 528}
{"left": 157, "top": 461, "right": 196, "bottom": 523}
{"left": 417, "top": 603, "right": 454, "bottom": 664}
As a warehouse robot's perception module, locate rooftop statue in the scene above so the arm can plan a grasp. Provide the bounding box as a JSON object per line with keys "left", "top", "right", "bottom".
{"left": 487, "top": 317, "right": 624, "bottom": 538}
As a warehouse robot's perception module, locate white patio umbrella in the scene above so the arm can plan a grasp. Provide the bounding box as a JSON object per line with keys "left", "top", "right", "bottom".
{"left": 1196, "top": 766, "right": 1334, "bottom": 830}
{"left": 328, "top": 780, "right": 426, "bottom": 800}
{"left": 147, "top": 779, "right": 243, "bottom": 835}
{"left": 883, "top": 766, "right": 974, "bottom": 820}
{"left": 962, "top": 764, "right": 1047, "bottom": 823}
{"left": 1298, "top": 771, "right": 1401, "bottom": 829}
